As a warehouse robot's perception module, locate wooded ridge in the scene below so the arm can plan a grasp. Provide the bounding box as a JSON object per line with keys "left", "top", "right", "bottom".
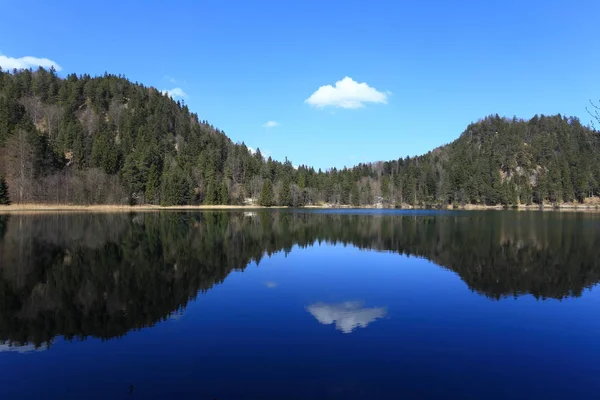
{"left": 1, "top": 67, "right": 599, "bottom": 207}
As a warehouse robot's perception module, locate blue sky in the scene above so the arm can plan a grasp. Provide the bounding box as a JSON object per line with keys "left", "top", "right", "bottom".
{"left": 1, "top": 0, "right": 599, "bottom": 169}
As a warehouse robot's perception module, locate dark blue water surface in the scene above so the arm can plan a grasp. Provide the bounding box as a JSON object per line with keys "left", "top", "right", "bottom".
{"left": 0, "top": 210, "right": 599, "bottom": 399}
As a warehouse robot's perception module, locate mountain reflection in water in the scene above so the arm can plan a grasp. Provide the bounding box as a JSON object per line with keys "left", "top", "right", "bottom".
{"left": 0, "top": 210, "right": 599, "bottom": 350}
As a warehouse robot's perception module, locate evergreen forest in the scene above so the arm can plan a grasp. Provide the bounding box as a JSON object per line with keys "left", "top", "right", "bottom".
{"left": 1, "top": 67, "right": 599, "bottom": 207}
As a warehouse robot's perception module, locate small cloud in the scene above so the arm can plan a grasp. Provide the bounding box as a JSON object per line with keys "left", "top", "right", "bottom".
{"left": 247, "top": 147, "right": 270, "bottom": 158}
{"left": 262, "top": 120, "right": 279, "bottom": 128}
{"left": 305, "top": 77, "right": 388, "bottom": 109}
{"left": 0, "top": 53, "right": 62, "bottom": 71}
{"left": 161, "top": 87, "right": 188, "bottom": 99}
{"left": 306, "top": 301, "right": 387, "bottom": 334}
{"left": 264, "top": 281, "right": 278, "bottom": 288}
{"left": 164, "top": 75, "right": 178, "bottom": 84}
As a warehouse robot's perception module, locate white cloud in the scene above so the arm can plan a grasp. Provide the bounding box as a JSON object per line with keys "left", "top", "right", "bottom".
{"left": 264, "top": 281, "right": 278, "bottom": 288}
{"left": 161, "top": 87, "right": 188, "bottom": 99}
{"left": 262, "top": 120, "right": 279, "bottom": 128}
{"left": 306, "top": 301, "right": 387, "bottom": 334}
{"left": 305, "top": 77, "right": 389, "bottom": 109}
{"left": 248, "top": 147, "right": 271, "bottom": 158}
{"left": 0, "top": 53, "right": 62, "bottom": 71}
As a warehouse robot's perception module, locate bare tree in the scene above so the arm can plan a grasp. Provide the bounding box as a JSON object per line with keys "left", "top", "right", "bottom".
{"left": 587, "top": 100, "right": 600, "bottom": 129}
{"left": 231, "top": 182, "right": 245, "bottom": 204}
{"left": 85, "top": 168, "right": 107, "bottom": 203}
{"left": 174, "top": 135, "right": 185, "bottom": 154}
{"left": 5, "top": 129, "right": 36, "bottom": 203}
{"left": 78, "top": 107, "right": 99, "bottom": 137}
{"left": 250, "top": 176, "right": 263, "bottom": 202}
{"left": 45, "top": 105, "right": 64, "bottom": 141}
{"left": 20, "top": 96, "right": 44, "bottom": 127}
{"left": 304, "top": 187, "right": 318, "bottom": 205}
{"left": 41, "top": 173, "right": 62, "bottom": 204}
{"left": 108, "top": 99, "right": 125, "bottom": 131}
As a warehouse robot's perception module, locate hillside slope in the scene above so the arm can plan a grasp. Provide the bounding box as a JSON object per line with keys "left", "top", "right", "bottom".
{"left": 384, "top": 114, "right": 600, "bottom": 206}
{"left": 1, "top": 67, "right": 599, "bottom": 207}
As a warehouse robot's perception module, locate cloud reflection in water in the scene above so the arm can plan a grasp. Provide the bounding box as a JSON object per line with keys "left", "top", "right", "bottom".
{"left": 0, "top": 343, "right": 45, "bottom": 354}
{"left": 306, "top": 301, "right": 387, "bottom": 333}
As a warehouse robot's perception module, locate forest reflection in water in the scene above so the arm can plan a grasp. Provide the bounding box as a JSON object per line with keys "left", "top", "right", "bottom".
{"left": 0, "top": 209, "right": 599, "bottom": 350}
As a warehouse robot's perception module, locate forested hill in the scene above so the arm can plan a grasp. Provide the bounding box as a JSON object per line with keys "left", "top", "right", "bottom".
{"left": 1, "top": 67, "right": 599, "bottom": 207}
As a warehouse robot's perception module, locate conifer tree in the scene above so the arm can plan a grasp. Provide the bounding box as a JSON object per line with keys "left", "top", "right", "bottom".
{"left": 279, "top": 178, "right": 291, "bottom": 206}
{"left": 203, "top": 175, "right": 218, "bottom": 205}
{"left": 259, "top": 180, "right": 273, "bottom": 207}
{"left": 145, "top": 164, "right": 160, "bottom": 204}
{"left": 220, "top": 180, "right": 229, "bottom": 205}
{"left": 351, "top": 183, "right": 360, "bottom": 206}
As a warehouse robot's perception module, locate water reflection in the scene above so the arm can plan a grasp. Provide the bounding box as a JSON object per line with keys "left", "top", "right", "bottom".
{"left": 0, "top": 343, "right": 44, "bottom": 353}
{"left": 306, "top": 301, "right": 387, "bottom": 333}
{"left": 0, "top": 210, "right": 599, "bottom": 349}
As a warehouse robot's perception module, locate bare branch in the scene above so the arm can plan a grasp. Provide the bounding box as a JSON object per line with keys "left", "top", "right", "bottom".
{"left": 586, "top": 99, "right": 600, "bottom": 130}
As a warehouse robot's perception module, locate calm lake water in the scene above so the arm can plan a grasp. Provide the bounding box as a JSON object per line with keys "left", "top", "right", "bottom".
{"left": 0, "top": 210, "right": 599, "bottom": 399}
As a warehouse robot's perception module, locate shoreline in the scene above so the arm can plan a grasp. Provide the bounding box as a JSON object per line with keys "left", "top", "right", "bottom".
{"left": 0, "top": 203, "right": 599, "bottom": 213}
{"left": 0, "top": 204, "right": 271, "bottom": 214}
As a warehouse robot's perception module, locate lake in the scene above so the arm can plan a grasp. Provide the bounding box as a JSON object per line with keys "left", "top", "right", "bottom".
{"left": 0, "top": 210, "right": 599, "bottom": 399}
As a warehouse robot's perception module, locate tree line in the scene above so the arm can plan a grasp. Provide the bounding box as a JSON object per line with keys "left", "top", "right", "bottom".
{"left": 1, "top": 67, "right": 599, "bottom": 207}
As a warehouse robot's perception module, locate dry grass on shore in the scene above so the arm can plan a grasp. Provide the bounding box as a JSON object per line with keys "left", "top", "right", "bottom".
{"left": 0, "top": 202, "right": 598, "bottom": 214}
{"left": 0, "top": 203, "right": 271, "bottom": 214}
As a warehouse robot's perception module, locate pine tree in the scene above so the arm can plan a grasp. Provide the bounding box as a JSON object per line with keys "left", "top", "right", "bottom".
{"left": 0, "top": 177, "right": 10, "bottom": 205}
{"left": 162, "top": 167, "right": 191, "bottom": 206}
{"left": 534, "top": 170, "right": 549, "bottom": 204}
{"left": 351, "top": 182, "right": 360, "bottom": 206}
{"left": 381, "top": 175, "right": 390, "bottom": 203}
{"left": 220, "top": 180, "right": 229, "bottom": 205}
{"left": 574, "top": 168, "right": 590, "bottom": 202}
{"left": 279, "top": 178, "right": 291, "bottom": 206}
{"left": 509, "top": 183, "right": 518, "bottom": 206}
{"left": 561, "top": 161, "right": 574, "bottom": 202}
{"left": 520, "top": 181, "right": 532, "bottom": 205}
{"left": 363, "top": 181, "right": 374, "bottom": 205}
{"left": 259, "top": 180, "right": 273, "bottom": 207}
{"left": 204, "top": 176, "right": 218, "bottom": 205}
{"left": 145, "top": 164, "right": 160, "bottom": 204}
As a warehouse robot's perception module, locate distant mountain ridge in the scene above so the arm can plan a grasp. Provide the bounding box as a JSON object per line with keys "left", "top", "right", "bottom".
{"left": 1, "top": 67, "right": 599, "bottom": 207}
